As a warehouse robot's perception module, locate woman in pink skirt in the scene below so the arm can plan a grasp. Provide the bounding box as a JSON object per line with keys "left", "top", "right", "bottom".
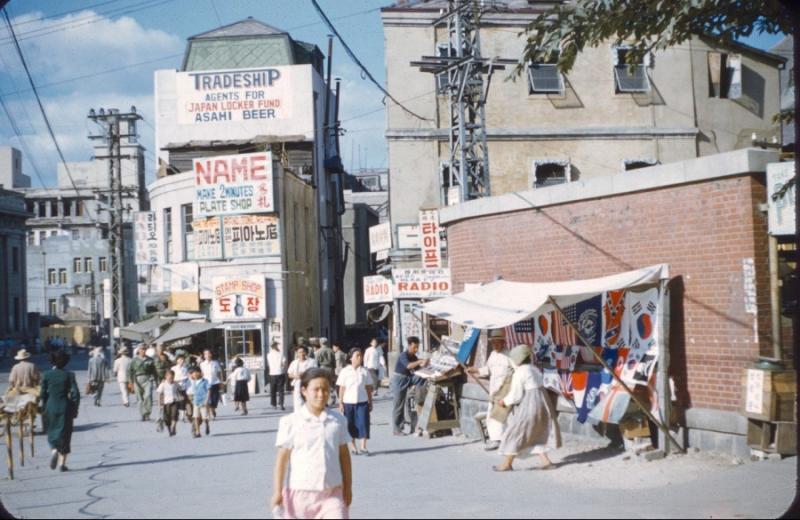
{"left": 272, "top": 368, "right": 353, "bottom": 519}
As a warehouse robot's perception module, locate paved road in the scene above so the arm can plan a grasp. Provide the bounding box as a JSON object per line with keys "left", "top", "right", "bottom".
{"left": 0, "top": 353, "right": 795, "bottom": 519}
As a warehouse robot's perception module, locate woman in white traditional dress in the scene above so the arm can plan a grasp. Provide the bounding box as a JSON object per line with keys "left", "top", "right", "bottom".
{"left": 493, "top": 344, "right": 561, "bottom": 472}
{"left": 466, "top": 329, "right": 514, "bottom": 451}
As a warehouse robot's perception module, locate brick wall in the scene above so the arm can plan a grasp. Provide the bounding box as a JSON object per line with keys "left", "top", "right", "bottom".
{"left": 446, "top": 173, "right": 791, "bottom": 413}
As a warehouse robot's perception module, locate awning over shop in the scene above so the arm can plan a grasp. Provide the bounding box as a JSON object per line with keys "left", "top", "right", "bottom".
{"left": 120, "top": 316, "right": 175, "bottom": 342}
{"left": 418, "top": 264, "right": 669, "bottom": 330}
{"left": 155, "top": 321, "right": 221, "bottom": 344}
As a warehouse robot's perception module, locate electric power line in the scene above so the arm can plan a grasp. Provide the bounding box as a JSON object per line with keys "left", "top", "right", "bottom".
{"left": 9, "top": 0, "right": 124, "bottom": 27}
{"left": 309, "top": 0, "right": 432, "bottom": 123}
{"left": 2, "top": 8, "right": 95, "bottom": 220}
{"left": 0, "top": 93, "right": 52, "bottom": 192}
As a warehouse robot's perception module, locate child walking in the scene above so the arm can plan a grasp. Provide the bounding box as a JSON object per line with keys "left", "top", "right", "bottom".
{"left": 189, "top": 368, "right": 210, "bottom": 438}
{"left": 156, "top": 370, "right": 180, "bottom": 436}
{"left": 232, "top": 357, "right": 251, "bottom": 416}
{"left": 272, "top": 368, "right": 353, "bottom": 520}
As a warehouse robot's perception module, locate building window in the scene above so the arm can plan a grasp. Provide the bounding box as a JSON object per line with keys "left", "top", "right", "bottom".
{"left": 13, "top": 297, "right": 19, "bottom": 332}
{"left": 164, "top": 207, "right": 172, "bottom": 263}
{"left": 38, "top": 230, "right": 47, "bottom": 243}
{"left": 48, "top": 268, "right": 57, "bottom": 285}
{"left": 75, "top": 200, "right": 84, "bottom": 217}
{"left": 436, "top": 43, "right": 456, "bottom": 94}
{"left": 527, "top": 52, "right": 564, "bottom": 95}
{"left": 182, "top": 203, "right": 194, "bottom": 261}
{"left": 72, "top": 229, "right": 80, "bottom": 240}
{"left": 27, "top": 232, "right": 35, "bottom": 246}
{"left": 613, "top": 46, "right": 651, "bottom": 93}
{"left": 50, "top": 230, "right": 57, "bottom": 237}
{"left": 75, "top": 285, "right": 83, "bottom": 295}
{"left": 99, "top": 257, "right": 107, "bottom": 272}
{"left": 85, "top": 257, "right": 93, "bottom": 272}
{"left": 50, "top": 200, "right": 58, "bottom": 217}
{"left": 59, "top": 268, "right": 67, "bottom": 285}
{"left": 73, "top": 257, "right": 82, "bottom": 273}
{"left": 623, "top": 158, "right": 659, "bottom": 171}
{"left": 48, "top": 299, "right": 58, "bottom": 316}
{"left": 85, "top": 284, "right": 93, "bottom": 296}
{"left": 12, "top": 247, "right": 18, "bottom": 273}
{"left": 37, "top": 201, "right": 46, "bottom": 218}
{"left": 101, "top": 227, "right": 109, "bottom": 240}
{"left": 531, "top": 160, "right": 571, "bottom": 189}
{"left": 63, "top": 200, "right": 72, "bottom": 217}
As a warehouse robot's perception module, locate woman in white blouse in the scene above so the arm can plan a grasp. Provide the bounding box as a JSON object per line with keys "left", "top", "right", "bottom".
{"left": 287, "top": 346, "right": 318, "bottom": 412}
{"left": 494, "top": 344, "right": 561, "bottom": 472}
{"left": 336, "top": 349, "right": 374, "bottom": 456}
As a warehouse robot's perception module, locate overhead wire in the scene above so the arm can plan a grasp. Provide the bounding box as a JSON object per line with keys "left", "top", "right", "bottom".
{"left": 2, "top": 8, "right": 97, "bottom": 220}
{"left": 309, "top": 0, "right": 432, "bottom": 123}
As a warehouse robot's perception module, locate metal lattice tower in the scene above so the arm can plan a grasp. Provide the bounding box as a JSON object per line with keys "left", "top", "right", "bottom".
{"left": 412, "top": 1, "right": 514, "bottom": 203}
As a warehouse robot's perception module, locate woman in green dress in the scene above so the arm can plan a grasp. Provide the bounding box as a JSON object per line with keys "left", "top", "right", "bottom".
{"left": 40, "top": 351, "right": 80, "bottom": 472}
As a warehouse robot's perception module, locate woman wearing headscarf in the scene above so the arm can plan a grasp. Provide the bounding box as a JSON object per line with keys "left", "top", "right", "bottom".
{"left": 493, "top": 344, "right": 561, "bottom": 472}
{"left": 40, "top": 350, "right": 80, "bottom": 472}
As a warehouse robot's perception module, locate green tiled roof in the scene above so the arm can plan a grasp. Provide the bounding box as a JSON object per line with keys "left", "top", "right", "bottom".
{"left": 184, "top": 35, "right": 293, "bottom": 71}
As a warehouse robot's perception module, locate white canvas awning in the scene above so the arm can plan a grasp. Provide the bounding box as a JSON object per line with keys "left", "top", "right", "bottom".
{"left": 418, "top": 264, "right": 669, "bottom": 330}
{"left": 155, "top": 321, "right": 221, "bottom": 344}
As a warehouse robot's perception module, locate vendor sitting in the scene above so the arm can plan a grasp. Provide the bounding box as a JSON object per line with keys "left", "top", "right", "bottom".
{"left": 389, "top": 337, "right": 429, "bottom": 436}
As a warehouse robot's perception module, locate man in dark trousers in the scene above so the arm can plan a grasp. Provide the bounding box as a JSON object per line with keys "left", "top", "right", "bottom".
{"left": 389, "top": 337, "right": 429, "bottom": 436}
{"left": 87, "top": 347, "right": 109, "bottom": 407}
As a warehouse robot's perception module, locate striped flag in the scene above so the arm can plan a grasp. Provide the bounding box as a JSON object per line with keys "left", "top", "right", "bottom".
{"left": 552, "top": 310, "right": 577, "bottom": 346}
{"left": 504, "top": 318, "right": 536, "bottom": 347}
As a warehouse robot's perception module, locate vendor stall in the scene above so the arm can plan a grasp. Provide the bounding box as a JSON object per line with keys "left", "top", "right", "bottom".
{"left": 418, "top": 264, "right": 682, "bottom": 454}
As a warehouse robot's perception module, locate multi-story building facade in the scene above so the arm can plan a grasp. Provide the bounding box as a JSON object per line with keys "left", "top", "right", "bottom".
{"left": 0, "top": 186, "right": 29, "bottom": 341}
{"left": 380, "top": 0, "right": 785, "bottom": 351}
{"left": 19, "top": 132, "right": 145, "bottom": 335}
{"left": 145, "top": 18, "right": 345, "bottom": 375}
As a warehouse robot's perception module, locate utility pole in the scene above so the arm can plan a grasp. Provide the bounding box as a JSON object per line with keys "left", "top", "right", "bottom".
{"left": 411, "top": 0, "right": 514, "bottom": 204}
{"left": 87, "top": 107, "right": 141, "bottom": 354}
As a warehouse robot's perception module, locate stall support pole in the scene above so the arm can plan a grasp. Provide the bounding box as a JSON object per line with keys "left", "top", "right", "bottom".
{"left": 548, "top": 297, "right": 684, "bottom": 454}
{"left": 656, "top": 279, "right": 672, "bottom": 455}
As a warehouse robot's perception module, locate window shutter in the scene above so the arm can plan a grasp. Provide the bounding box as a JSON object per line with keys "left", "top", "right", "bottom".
{"left": 727, "top": 54, "right": 742, "bottom": 99}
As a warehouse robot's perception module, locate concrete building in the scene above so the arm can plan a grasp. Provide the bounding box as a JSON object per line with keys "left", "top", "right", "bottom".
{"left": 0, "top": 187, "right": 28, "bottom": 341}
{"left": 151, "top": 18, "right": 346, "bottom": 343}
{"left": 770, "top": 35, "right": 794, "bottom": 151}
{"left": 0, "top": 147, "right": 31, "bottom": 189}
{"left": 342, "top": 195, "right": 379, "bottom": 327}
{"left": 380, "top": 0, "right": 786, "bottom": 351}
{"left": 20, "top": 133, "right": 145, "bottom": 336}
{"left": 345, "top": 168, "right": 389, "bottom": 223}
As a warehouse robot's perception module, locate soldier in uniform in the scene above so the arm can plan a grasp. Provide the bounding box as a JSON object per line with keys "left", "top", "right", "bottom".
{"left": 128, "top": 345, "right": 157, "bottom": 421}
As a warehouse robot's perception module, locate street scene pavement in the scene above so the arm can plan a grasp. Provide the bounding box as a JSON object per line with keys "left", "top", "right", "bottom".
{"left": 0, "top": 353, "right": 795, "bottom": 519}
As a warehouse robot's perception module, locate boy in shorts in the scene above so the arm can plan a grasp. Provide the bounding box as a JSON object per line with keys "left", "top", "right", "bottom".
{"left": 189, "top": 368, "right": 211, "bottom": 437}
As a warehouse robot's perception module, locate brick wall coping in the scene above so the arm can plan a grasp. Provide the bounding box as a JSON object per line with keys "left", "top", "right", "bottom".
{"left": 386, "top": 126, "right": 700, "bottom": 141}
{"left": 440, "top": 148, "right": 779, "bottom": 226}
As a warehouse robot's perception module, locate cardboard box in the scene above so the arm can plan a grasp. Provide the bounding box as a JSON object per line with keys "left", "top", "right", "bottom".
{"left": 742, "top": 369, "right": 797, "bottom": 422}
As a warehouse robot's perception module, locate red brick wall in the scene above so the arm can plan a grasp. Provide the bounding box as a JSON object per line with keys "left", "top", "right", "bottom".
{"left": 446, "top": 174, "right": 786, "bottom": 412}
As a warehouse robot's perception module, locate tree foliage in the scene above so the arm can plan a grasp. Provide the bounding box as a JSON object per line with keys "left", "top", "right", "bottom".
{"left": 517, "top": 0, "right": 794, "bottom": 75}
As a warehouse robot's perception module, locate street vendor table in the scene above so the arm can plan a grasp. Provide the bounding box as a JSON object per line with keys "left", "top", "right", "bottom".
{"left": 417, "top": 380, "right": 461, "bottom": 437}
{"left": 0, "top": 392, "right": 38, "bottom": 480}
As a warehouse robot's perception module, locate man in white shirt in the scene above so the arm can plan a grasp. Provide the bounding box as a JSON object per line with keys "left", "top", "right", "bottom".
{"left": 267, "top": 342, "right": 287, "bottom": 411}
{"left": 199, "top": 349, "right": 223, "bottom": 419}
{"left": 467, "top": 329, "right": 514, "bottom": 450}
{"left": 363, "top": 339, "right": 386, "bottom": 397}
{"left": 113, "top": 347, "right": 132, "bottom": 407}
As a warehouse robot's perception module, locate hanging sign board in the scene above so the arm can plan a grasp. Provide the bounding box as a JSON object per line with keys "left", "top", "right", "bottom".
{"left": 363, "top": 275, "right": 394, "bottom": 304}
{"left": 369, "top": 222, "right": 392, "bottom": 253}
{"left": 193, "top": 151, "right": 274, "bottom": 217}
{"left": 211, "top": 276, "right": 267, "bottom": 321}
{"left": 419, "top": 209, "right": 442, "bottom": 268}
{"left": 134, "top": 211, "right": 159, "bottom": 265}
{"left": 767, "top": 162, "right": 796, "bottom": 236}
{"left": 193, "top": 217, "right": 224, "bottom": 260}
{"left": 397, "top": 225, "right": 421, "bottom": 249}
{"left": 223, "top": 215, "right": 281, "bottom": 257}
{"left": 392, "top": 268, "right": 452, "bottom": 299}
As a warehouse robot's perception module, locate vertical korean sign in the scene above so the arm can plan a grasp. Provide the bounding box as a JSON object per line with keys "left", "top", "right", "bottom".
{"left": 211, "top": 276, "right": 267, "bottom": 321}
{"left": 419, "top": 209, "right": 441, "bottom": 268}
{"left": 194, "top": 151, "right": 274, "bottom": 217}
{"left": 134, "top": 211, "right": 159, "bottom": 265}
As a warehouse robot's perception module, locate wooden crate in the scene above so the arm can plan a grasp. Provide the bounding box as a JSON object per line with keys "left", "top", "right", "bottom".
{"left": 742, "top": 369, "right": 797, "bottom": 422}
{"left": 747, "top": 419, "right": 797, "bottom": 455}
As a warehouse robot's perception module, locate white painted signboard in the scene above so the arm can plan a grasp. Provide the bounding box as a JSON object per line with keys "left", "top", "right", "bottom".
{"left": 392, "top": 268, "right": 452, "bottom": 299}
{"left": 193, "top": 151, "right": 274, "bottom": 217}
{"left": 175, "top": 67, "right": 293, "bottom": 125}
{"left": 193, "top": 217, "right": 224, "bottom": 260}
{"left": 369, "top": 222, "right": 392, "bottom": 253}
{"left": 419, "top": 209, "right": 441, "bottom": 268}
{"left": 767, "top": 162, "right": 796, "bottom": 236}
{"left": 134, "top": 211, "right": 159, "bottom": 265}
{"left": 224, "top": 215, "right": 281, "bottom": 257}
{"left": 211, "top": 276, "right": 267, "bottom": 321}
{"left": 397, "top": 225, "right": 421, "bottom": 249}
{"left": 363, "top": 275, "right": 393, "bottom": 304}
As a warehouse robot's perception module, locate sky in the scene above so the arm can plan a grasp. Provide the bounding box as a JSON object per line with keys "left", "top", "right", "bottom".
{"left": 0, "top": 0, "right": 789, "bottom": 190}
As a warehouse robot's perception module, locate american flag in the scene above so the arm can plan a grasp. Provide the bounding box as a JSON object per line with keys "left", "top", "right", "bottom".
{"left": 552, "top": 306, "right": 578, "bottom": 346}
{"left": 504, "top": 318, "right": 536, "bottom": 347}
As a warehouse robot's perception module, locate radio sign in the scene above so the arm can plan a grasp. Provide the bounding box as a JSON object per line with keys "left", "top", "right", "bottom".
{"left": 392, "top": 268, "right": 452, "bottom": 299}
{"left": 363, "top": 275, "right": 393, "bottom": 304}
{"left": 193, "top": 151, "right": 274, "bottom": 217}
